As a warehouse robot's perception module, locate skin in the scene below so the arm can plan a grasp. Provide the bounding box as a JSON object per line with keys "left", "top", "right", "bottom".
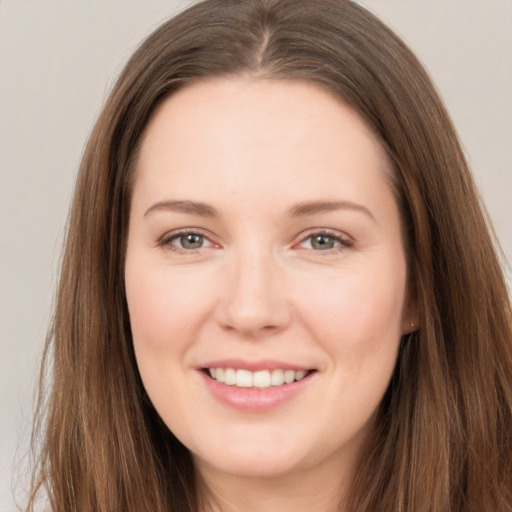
{"left": 125, "top": 78, "right": 414, "bottom": 512}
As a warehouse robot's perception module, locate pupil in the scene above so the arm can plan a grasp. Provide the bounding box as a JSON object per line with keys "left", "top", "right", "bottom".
{"left": 182, "top": 234, "right": 203, "bottom": 249}
{"left": 312, "top": 235, "right": 334, "bottom": 250}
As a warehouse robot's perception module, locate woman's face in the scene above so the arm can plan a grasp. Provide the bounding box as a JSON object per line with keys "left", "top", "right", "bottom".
{"left": 125, "top": 78, "right": 412, "bottom": 483}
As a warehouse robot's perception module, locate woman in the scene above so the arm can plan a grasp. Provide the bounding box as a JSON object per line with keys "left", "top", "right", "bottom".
{"left": 27, "top": 0, "right": 512, "bottom": 511}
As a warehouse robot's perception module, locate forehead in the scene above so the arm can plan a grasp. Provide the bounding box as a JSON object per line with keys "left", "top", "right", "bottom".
{"left": 139, "top": 77, "right": 386, "bottom": 161}
{"left": 133, "top": 78, "right": 395, "bottom": 217}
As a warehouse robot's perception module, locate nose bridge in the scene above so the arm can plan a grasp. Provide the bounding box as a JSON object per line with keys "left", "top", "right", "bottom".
{"left": 216, "top": 241, "right": 290, "bottom": 335}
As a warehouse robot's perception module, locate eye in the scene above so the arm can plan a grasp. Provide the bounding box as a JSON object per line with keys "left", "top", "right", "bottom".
{"left": 309, "top": 234, "right": 337, "bottom": 250}
{"left": 159, "top": 230, "right": 214, "bottom": 251}
{"left": 176, "top": 233, "right": 208, "bottom": 249}
{"left": 298, "top": 231, "right": 353, "bottom": 251}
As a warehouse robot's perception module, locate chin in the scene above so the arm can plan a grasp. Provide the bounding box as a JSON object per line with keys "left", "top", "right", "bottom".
{"left": 193, "top": 441, "right": 306, "bottom": 479}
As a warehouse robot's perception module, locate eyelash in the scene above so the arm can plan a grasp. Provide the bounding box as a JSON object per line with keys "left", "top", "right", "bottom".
{"left": 157, "top": 229, "right": 354, "bottom": 253}
{"left": 296, "top": 229, "right": 354, "bottom": 252}
{"left": 157, "top": 229, "right": 214, "bottom": 253}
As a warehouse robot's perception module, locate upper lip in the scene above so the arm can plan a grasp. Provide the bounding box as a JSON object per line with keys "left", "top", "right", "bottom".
{"left": 199, "top": 359, "right": 314, "bottom": 372}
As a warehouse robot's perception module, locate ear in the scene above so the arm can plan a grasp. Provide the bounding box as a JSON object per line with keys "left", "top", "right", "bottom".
{"left": 401, "top": 275, "right": 420, "bottom": 335}
{"left": 401, "top": 312, "right": 419, "bottom": 335}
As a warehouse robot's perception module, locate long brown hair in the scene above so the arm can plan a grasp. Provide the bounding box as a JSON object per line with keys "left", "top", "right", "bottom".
{"left": 27, "top": 1, "right": 512, "bottom": 510}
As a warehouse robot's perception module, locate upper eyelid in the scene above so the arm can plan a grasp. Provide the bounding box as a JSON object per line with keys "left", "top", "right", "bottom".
{"left": 158, "top": 227, "right": 217, "bottom": 246}
{"left": 156, "top": 227, "right": 353, "bottom": 247}
{"left": 295, "top": 228, "right": 353, "bottom": 243}
{"left": 292, "top": 230, "right": 355, "bottom": 253}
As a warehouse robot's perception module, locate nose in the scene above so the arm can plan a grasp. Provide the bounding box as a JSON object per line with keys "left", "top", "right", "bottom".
{"left": 214, "top": 248, "right": 292, "bottom": 337}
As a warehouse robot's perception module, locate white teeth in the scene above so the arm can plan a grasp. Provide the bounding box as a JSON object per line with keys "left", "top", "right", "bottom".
{"left": 236, "top": 369, "right": 253, "bottom": 387}
{"left": 271, "top": 369, "right": 285, "bottom": 386}
{"left": 284, "top": 370, "right": 295, "bottom": 384}
{"left": 207, "top": 367, "right": 310, "bottom": 388}
{"left": 295, "top": 370, "right": 307, "bottom": 380}
{"left": 253, "top": 370, "right": 271, "bottom": 388}
{"left": 224, "top": 368, "right": 236, "bottom": 385}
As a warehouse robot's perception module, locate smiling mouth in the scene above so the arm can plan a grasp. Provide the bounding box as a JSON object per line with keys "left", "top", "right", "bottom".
{"left": 203, "top": 368, "right": 316, "bottom": 389}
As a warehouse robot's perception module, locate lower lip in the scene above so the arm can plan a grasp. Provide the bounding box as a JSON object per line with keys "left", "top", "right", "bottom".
{"left": 200, "top": 371, "right": 314, "bottom": 412}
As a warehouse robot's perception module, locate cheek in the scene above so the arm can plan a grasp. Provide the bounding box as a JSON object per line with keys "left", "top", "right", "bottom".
{"left": 125, "top": 261, "right": 214, "bottom": 355}
{"left": 125, "top": 267, "right": 177, "bottom": 410}
{"left": 124, "top": 261, "right": 215, "bottom": 421}
{"left": 294, "top": 256, "right": 407, "bottom": 361}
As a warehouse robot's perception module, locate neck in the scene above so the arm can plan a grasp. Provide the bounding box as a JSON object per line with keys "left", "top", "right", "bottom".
{"left": 196, "top": 453, "right": 356, "bottom": 512}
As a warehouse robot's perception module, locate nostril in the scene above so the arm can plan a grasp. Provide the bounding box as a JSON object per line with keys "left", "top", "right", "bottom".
{"left": 214, "top": 298, "right": 292, "bottom": 336}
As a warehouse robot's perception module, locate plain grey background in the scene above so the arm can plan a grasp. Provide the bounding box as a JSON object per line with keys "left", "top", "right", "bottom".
{"left": 1, "top": 1, "right": 511, "bottom": 510}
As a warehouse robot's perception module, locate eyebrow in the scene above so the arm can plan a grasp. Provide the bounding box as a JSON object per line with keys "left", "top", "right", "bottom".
{"left": 288, "top": 200, "right": 375, "bottom": 221}
{"left": 143, "top": 199, "right": 375, "bottom": 221}
{"left": 144, "top": 200, "right": 219, "bottom": 218}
